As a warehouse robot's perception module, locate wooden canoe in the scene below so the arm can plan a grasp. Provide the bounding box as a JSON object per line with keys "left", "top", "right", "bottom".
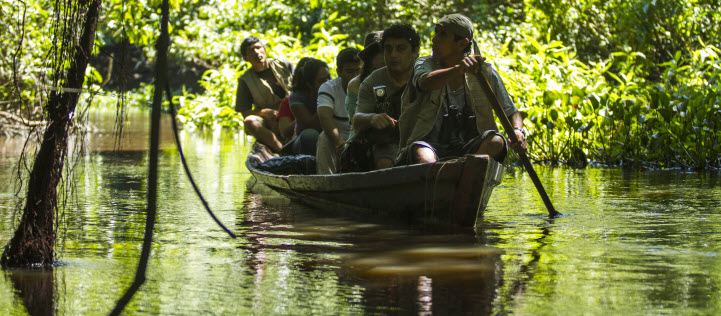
{"left": 245, "top": 143, "right": 505, "bottom": 227}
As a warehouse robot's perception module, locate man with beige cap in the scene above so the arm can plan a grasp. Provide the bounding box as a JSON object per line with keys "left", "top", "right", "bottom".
{"left": 397, "top": 13, "right": 527, "bottom": 164}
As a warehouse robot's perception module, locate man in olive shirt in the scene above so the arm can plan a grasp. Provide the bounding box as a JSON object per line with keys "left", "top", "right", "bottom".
{"left": 397, "top": 14, "right": 527, "bottom": 164}
{"left": 353, "top": 24, "right": 421, "bottom": 169}
{"left": 235, "top": 36, "right": 294, "bottom": 152}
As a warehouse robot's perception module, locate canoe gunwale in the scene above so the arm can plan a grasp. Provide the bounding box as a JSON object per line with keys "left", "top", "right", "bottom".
{"left": 245, "top": 143, "right": 505, "bottom": 227}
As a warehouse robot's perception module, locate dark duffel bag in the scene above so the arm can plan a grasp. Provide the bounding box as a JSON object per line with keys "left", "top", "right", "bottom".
{"left": 338, "top": 135, "right": 374, "bottom": 173}
{"left": 256, "top": 155, "right": 317, "bottom": 175}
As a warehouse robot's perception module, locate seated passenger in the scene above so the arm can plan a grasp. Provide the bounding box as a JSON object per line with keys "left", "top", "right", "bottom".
{"left": 288, "top": 58, "right": 331, "bottom": 155}
{"left": 316, "top": 48, "right": 363, "bottom": 174}
{"left": 276, "top": 58, "right": 313, "bottom": 154}
{"left": 345, "top": 31, "right": 385, "bottom": 121}
{"left": 397, "top": 14, "right": 527, "bottom": 165}
{"left": 352, "top": 24, "right": 421, "bottom": 169}
{"left": 276, "top": 97, "right": 295, "bottom": 142}
{"left": 235, "top": 36, "right": 294, "bottom": 152}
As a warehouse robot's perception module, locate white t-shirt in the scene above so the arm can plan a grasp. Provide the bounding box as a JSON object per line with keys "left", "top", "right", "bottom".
{"left": 317, "top": 77, "right": 351, "bottom": 137}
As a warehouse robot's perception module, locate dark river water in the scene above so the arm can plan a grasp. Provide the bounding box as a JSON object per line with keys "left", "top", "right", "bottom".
{"left": 0, "top": 109, "right": 719, "bottom": 315}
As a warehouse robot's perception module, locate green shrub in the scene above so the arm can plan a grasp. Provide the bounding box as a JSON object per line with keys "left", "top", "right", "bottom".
{"left": 2, "top": 0, "right": 719, "bottom": 168}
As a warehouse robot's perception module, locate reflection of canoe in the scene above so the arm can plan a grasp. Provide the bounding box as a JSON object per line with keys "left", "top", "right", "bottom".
{"left": 245, "top": 143, "right": 505, "bottom": 227}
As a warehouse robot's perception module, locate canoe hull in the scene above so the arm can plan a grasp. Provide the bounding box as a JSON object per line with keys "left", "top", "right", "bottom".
{"left": 246, "top": 144, "right": 505, "bottom": 227}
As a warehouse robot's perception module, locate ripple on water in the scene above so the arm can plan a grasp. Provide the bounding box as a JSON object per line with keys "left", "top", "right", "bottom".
{"left": 1, "top": 116, "right": 721, "bottom": 315}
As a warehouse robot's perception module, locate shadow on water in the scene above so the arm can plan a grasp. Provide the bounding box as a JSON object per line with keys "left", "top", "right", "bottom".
{"left": 5, "top": 268, "right": 55, "bottom": 316}
{"left": 93, "top": 150, "right": 147, "bottom": 192}
{"left": 238, "top": 181, "right": 507, "bottom": 315}
{"left": 480, "top": 218, "right": 555, "bottom": 314}
{"left": 94, "top": 150, "right": 146, "bottom": 163}
{"left": 2, "top": 108, "right": 720, "bottom": 314}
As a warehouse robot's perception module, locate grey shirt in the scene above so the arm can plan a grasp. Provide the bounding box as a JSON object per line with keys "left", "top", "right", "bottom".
{"left": 414, "top": 57, "right": 517, "bottom": 154}
{"left": 356, "top": 67, "right": 405, "bottom": 117}
{"left": 412, "top": 57, "right": 517, "bottom": 118}
{"left": 398, "top": 56, "right": 518, "bottom": 152}
{"left": 422, "top": 85, "right": 474, "bottom": 154}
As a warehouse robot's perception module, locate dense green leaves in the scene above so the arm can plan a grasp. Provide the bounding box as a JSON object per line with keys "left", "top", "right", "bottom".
{"left": 1, "top": 0, "right": 719, "bottom": 168}
{"left": 0, "top": 0, "right": 53, "bottom": 111}
{"left": 484, "top": 23, "right": 719, "bottom": 168}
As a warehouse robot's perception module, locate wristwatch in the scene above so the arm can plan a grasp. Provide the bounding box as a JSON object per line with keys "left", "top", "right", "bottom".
{"left": 513, "top": 127, "right": 526, "bottom": 137}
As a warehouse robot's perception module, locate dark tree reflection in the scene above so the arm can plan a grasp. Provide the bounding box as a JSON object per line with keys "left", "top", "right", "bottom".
{"left": 7, "top": 268, "right": 55, "bottom": 316}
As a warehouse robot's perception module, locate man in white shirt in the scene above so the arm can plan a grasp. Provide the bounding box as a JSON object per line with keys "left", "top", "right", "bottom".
{"left": 316, "top": 48, "right": 363, "bottom": 174}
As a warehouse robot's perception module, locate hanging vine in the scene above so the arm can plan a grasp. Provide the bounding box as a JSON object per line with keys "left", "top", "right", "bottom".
{"left": 1, "top": 0, "right": 103, "bottom": 268}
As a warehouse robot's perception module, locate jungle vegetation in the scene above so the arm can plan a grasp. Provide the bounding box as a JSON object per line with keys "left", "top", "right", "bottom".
{"left": 1, "top": 0, "right": 720, "bottom": 169}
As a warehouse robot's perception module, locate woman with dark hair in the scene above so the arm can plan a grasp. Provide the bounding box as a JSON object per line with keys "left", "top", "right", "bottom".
{"left": 276, "top": 57, "right": 314, "bottom": 143}
{"left": 337, "top": 31, "right": 387, "bottom": 172}
{"left": 287, "top": 58, "right": 331, "bottom": 155}
{"left": 345, "top": 31, "right": 385, "bottom": 121}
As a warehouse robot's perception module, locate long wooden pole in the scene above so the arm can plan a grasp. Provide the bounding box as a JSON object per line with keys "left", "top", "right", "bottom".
{"left": 475, "top": 71, "right": 560, "bottom": 217}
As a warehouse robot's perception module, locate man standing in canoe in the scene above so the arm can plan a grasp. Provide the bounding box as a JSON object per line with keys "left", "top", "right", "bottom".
{"left": 235, "top": 36, "right": 295, "bottom": 153}
{"left": 397, "top": 13, "right": 527, "bottom": 164}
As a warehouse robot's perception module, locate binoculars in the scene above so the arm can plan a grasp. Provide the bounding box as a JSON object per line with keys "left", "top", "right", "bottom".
{"left": 441, "top": 105, "right": 478, "bottom": 142}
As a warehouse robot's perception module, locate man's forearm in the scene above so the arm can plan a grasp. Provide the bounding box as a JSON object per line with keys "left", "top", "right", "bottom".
{"left": 309, "top": 114, "right": 322, "bottom": 131}
{"left": 353, "top": 113, "right": 374, "bottom": 132}
{"left": 417, "top": 66, "right": 463, "bottom": 91}
{"left": 240, "top": 109, "right": 259, "bottom": 118}
{"left": 323, "top": 125, "right": 343, "bottom": 146}
{"left": 278, "top": 118, "right": 295, "bottom": 139}
{"left": 509, "top": 111, "right": 523, "bottom": 129}
{"left": 319, "top": 109, "right": 343, "bottom": 145}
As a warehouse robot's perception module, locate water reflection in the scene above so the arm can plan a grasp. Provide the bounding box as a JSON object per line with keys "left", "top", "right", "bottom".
{"left": 238, "top": 184, "right": 504, "bottom": 314}
{"left": 0, "top": 109, "right": 719, "bottom": 315}
{"left": 5, "top": 268, "right": 54, "bottom": 316}
{"left": 487, "top": 167, "right": 721, "bottom": 315}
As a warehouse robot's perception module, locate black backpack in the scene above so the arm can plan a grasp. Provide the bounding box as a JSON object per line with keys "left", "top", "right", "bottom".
{"left": 338, "top": 134, "right": 374, "bottom": 173}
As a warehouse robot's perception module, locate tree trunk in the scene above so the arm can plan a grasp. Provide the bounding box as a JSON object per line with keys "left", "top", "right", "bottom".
{"left": 1, "top": 0, "right": 102, "bottom": 268}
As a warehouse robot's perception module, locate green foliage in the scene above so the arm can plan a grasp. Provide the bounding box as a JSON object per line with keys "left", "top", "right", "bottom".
{"left": 1, "top": 0, "right": 109, "bottom": 119}
{"left": 0, "top": 0, "right": 53, "bottom": 110}
{"left": 176, "top": 65, "right": 244, "bottom": 129}
{"left": 499, "top": 34, "right": 720, "bottom": 168}
{"left": 526, "top": 0, "right": 721, "bottom": 78}
{"left": 2, "top": 0, "right": 719, "bottom": 168}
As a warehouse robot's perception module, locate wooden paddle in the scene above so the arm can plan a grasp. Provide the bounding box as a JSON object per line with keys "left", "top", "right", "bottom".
{"left": 474, "top": 69, "right": 560, "bottom": 217}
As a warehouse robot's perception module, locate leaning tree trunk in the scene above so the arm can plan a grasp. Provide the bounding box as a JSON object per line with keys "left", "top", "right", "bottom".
{"left": 1, "top": 0, "right": 102, "bottom": 268}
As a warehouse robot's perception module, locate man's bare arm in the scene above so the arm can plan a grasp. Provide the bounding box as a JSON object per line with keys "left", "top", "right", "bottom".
{"left": 417, "top": 56, "right": 486, "bottom": 91}
{"left": 417, "top": 66, "right": 464, "bottom": 91}
{"left": 508, "top": 111, "right": 527, "bottom": 152}
{"left": 278, "top": 117, "right": 295, "bottom": 139}
{"left": 353, "top": 113, "right": 374, "bottom": 132}
{"left": 353, "top": 112, "right": 395, "bottom": 132}
{"left": 318, "top": 107, "right": 344, "bottom": 147}
{"left": 240, "top": 109, "right": 258, "bottom": 118}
